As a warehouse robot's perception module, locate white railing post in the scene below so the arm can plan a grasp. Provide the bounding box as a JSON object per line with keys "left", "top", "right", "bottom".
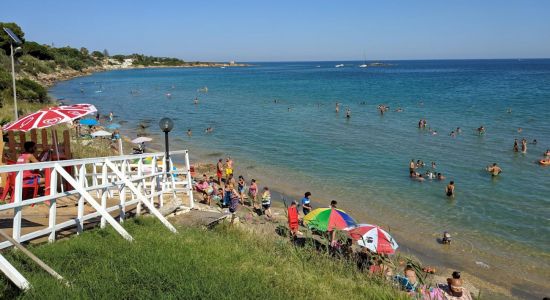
{"left": 76, "top": 164, "right": 85, "bottom": 234}
{"left": 100, "top": 162, "right": 108, "bottom": 229}
{"left": 119, "top": 160, "right": 126, "bottom": 223}
{"left": 48, "top": 167, "right": 58, "bottom": 242}
{"left": 12, "top": 170, "right": 23, "bottom": 242}
{"left": 136, "top": 158, "right": 143, "bottom": 216}
{"left": 185, "top": 150, "right": 194, "bottom": 208}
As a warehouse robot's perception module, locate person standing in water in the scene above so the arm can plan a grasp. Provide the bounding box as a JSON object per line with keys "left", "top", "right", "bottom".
{"left": 409, "top": 159, "right": 416, "bottom": 173}
{"left": 335, "top": 102, "right": 340, "bottom": 113}
{"left": 187, "top": 129, "right": 192, "bottom": 137}
{"left": 487, "top": 163, "right": 502, "bottom": 176}
{"left": 521, "top": 138, "right": 527, "bottom": 153}
{"left": 513, "top": 139, "right": 519, "bottom": 152}
{"left": 345, "top": 107, "right": 351, "bottom": 119}
{"left": 445, "top": 181, "right": 455, "bottom": 197}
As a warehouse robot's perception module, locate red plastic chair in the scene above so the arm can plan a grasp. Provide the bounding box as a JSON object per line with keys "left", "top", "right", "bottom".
{"left": 0, "top": 172, "right": 40, "bottom": 203}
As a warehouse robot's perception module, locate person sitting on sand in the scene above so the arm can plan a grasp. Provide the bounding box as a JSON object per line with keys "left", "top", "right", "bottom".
{"left": 261, "top": 187, "right": 272, "bottom": 219}
{"left": 248, "top": 179, "right": 258, "bottom": 208}
{"left": 211, "top": 187, "right": 223, "bottom": 206}
{"left": 16, "top": 142, "right": 46, "bottom": 185}
{"left": 301, "top": 192, "right": 313, "bottom": 216}
{"left": 438, "top": 271, "right": 473, "bottom": 300}
{"left": 195, "top": 179, "right": 210, "bottom": 202}
{"left": 446, "top": 181, "right": 455, "bottom": 197}
{"left": 395, "top": 265, "right": 418, "bottom": 292}
{"left": 486, "top": 163, "right": 502, "bottom": 176}
{"left": 369, "top": 258, "right": 392, "bottom": 278}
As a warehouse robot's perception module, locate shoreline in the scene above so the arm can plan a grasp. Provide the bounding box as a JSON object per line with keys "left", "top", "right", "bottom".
{"left": 48, "top": 69, "right": 547, "bottom": 299}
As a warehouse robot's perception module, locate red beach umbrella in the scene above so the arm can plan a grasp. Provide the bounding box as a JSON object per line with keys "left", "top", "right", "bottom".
{"left": 2, "top": 104, "right": 97, "bottom": 132}
{"left": 345, "top": 224, "right": 399, "bottom": 254}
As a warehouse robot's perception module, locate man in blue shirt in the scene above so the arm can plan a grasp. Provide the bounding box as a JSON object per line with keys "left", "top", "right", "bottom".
{"left": 301, "top": 192, "right": 312, "bottom": 216}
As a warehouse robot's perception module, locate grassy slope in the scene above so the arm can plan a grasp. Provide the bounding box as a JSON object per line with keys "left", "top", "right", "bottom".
{"left": 0, "top": 218, "right": 406, "bottom": 299}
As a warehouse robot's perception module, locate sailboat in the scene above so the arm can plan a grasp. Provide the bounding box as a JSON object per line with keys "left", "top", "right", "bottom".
{"left": 359, "top": 53, "right": 368, "bottom": 68}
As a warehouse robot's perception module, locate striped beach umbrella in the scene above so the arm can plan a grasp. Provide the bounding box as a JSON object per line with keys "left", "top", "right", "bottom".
{"left": 345, "top": 224, "right": 398, "bottom": 254}
{"left": 2, "top": 104, "right": 97, "bottom": 132}
{"left": 303, "top": 208, "right": 356, "bottom": 232}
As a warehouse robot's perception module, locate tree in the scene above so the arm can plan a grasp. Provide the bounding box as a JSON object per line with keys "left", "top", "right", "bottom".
{"left": 91, "top": 50, "right": 104, "bottom": 58}
{"left": 22, "top": 41, "right": 54, "bottom": 60}
{"left": 103, "top": 49, "right": 109, "bottom": 57}
{"left": 80, "top": 47, "right": 89, "bottom": 56}
{"left": 0, "top": 22, "right": 25, "bottom": 54}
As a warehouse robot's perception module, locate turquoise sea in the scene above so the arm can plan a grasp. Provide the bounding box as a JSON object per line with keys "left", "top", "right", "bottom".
{"left": 51, "top": 60, "right": 550, "bottom": 298}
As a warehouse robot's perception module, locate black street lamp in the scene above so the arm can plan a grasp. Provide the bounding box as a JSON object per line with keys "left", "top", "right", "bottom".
{"left": 158, "top": 117, "right": 174, "bottom": 174}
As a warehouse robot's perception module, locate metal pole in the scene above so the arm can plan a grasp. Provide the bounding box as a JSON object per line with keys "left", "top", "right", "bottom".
{"left": 164, "top": 131, "right": 170, "bottom": 174}
{"left": 10, "top": 43, "right": 18, "bottom": 121}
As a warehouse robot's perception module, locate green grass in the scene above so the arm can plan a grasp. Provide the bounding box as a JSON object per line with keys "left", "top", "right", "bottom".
{"left": 0, "top": 218, "right": 407, "bottom": 299}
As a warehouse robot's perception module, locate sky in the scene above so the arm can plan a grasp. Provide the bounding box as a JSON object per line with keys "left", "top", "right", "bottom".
{"left": 1, "top": 0, "right": 549, "bottom": 61}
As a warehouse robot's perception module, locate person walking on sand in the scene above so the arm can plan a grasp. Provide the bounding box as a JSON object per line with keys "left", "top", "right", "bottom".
{"left": 521, "top": 138, "right": 527, "bottom": 153}
{"left": 261, "top": 187, "right": 272, "bottom": 219}
{"left": 301, "top": 192, "right": 313, "bottom": 216}
{"left": 446, "top": 181, "right": 455, "bottom": 197}
{"left": 216, "top": 159, "right": 224, "bottom": 184}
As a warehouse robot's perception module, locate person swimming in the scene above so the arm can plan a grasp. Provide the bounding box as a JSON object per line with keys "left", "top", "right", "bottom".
{"left": 477, "top": 126, "right": 485, "bottom": 135}
{"left": 486, "top": 163, "right": 502, "bottom": 176}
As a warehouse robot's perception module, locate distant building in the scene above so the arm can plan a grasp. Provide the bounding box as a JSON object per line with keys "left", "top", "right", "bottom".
{"left": 229, "top": 60, "right": 236, "bottom": 65}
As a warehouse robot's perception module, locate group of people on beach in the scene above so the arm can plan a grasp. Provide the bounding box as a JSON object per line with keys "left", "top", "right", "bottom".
{"left": 193, "top": 157, "right": 274, "bottom": 220}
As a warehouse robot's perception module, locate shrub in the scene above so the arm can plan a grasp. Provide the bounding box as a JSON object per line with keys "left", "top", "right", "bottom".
{"left": 19, "top": 54, "right": 55, "bottom": 75}
{"left": 15, "top": 78, "right": 48, "bottom": 102}
{"left": 22, "top": 41, "right": 54, "bottom": 60}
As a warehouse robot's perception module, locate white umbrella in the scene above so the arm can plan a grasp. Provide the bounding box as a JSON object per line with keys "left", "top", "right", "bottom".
{"left": 91, "top": 130, "right": 112, "bottom": 137}
{"left": 131, "top": 137, "right": 153, "bottom": 144}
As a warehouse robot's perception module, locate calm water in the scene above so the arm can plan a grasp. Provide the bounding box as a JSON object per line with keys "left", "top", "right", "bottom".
{"left": 51, "top": 60, "right": 550, "bottom": 297}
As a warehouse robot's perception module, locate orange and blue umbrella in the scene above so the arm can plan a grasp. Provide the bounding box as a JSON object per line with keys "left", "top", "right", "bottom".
{"left": 303, "top": 208, "right": 356, "bottom": 231}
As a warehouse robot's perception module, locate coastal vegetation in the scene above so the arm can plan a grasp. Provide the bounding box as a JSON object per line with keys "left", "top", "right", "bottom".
{"left": 0, "top": 21, "right": 229, "bottom": 124}
{"left": 0, "top": 217, "right": 406, "bottom": 299}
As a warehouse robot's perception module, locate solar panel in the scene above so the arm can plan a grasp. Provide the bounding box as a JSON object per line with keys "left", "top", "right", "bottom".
{"left": 3, "top": 28, "right": 22, "bottom": 44}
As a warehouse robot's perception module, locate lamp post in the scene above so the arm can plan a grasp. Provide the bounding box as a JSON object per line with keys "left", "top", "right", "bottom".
{"left": 3, "top": 28, "right": 23, "bottom": 121}
{"left": 158, "top": 117, "right": 174, "bottom": 174}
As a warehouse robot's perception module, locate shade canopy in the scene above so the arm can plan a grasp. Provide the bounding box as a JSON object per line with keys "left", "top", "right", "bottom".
{"left": 2, "top": 104, "right": 97, "bottom": 132}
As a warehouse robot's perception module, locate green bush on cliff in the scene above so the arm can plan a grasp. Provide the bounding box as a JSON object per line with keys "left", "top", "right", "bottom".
{"left": 22, "top": 41, "right": 54, "bottom": 60}
{"left": 19, "top": 54, "right": 55, "bottom": 75}
{"left": 15, "top": 78, "right": 48, "bottom": 102}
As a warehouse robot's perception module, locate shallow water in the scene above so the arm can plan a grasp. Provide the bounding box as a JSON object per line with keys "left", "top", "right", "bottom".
{"left": 50, "top": 60, "right": 550, "bottom": 298}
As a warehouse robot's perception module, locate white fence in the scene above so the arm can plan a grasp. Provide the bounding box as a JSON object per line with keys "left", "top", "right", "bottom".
{"left": 0, "top": 150, "right": 194, "bottom": 290}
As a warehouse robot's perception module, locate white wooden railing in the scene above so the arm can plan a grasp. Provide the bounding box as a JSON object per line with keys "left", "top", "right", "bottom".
{"left": 0, "top": 150, "right": 194, "bottom": 290}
